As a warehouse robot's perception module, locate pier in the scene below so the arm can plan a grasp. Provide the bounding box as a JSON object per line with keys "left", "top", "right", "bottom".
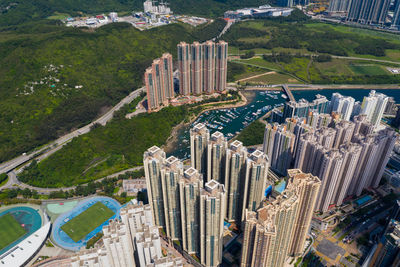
{"left": 282, "top": 84, "right": 295, "bottom": 102}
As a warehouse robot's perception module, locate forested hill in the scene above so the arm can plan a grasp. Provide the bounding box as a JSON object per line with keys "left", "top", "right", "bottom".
{"left": 0, "top": 0, "right": 268, "bottom": 27}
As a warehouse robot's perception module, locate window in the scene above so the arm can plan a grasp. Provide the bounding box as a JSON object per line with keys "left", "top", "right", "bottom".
{"left": 210, "top": 236, "right": 215, "bottom": 264}
{"left": 211, "top": 198, "right": 215, "bottom": 214}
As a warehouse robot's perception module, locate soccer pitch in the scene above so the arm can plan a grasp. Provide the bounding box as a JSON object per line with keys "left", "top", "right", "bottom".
{"left": 0, "top": 213, "right": 26, "bottom": 250}
{"left": 61, "top": 202, "right": 114, "bottom": 242}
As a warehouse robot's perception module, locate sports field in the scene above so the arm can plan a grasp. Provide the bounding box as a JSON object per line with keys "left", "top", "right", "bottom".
{"left": 61, "top": 202, "right": 114, "bottom": 242}
{"left": 0, "top": 213, "right": 26, "bottom": 250}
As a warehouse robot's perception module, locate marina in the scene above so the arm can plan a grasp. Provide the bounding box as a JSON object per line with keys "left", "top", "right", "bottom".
{"left": 167, "top": 89, "right": 400, "bottom": 160}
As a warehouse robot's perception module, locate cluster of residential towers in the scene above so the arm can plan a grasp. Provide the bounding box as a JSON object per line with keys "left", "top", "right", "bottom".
{"left": 265, "top": 91, "right": 396, "bottom": 213}
{"left": 144, "top": 123, "right": 322, "bottom": 267}
{"left": 143, "top": 89, "right": 397, "bottom": 266}
{"left": 145, "top": 40, "right": 228, "bottom": 112}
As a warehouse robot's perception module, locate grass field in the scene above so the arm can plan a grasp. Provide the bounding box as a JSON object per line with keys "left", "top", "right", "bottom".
{"left": 61, "top": 202, "right": 114, "bottom": 242}
{"left": 349, "top": 65, "right": 389, "bottom": 75}
{"left": 0, "top": 213, "right": 26, "bottom": 250}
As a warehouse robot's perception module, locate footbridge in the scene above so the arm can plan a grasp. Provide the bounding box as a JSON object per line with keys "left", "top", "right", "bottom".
{"left": 282, "top": 84, "right": 295, "bottom": 102}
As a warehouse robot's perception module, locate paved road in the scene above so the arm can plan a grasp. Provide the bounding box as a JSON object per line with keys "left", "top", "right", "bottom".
{"left": 0, "top": 167, "right": 143, "bottom": 193}
{"left": 218, "top": 19, "right": 234, "bottom": 39}
{"left": 0, "top": 87, "right": 145, "bottom": 175}
{"left": 236, "top": 71, "right": 276, "bottom": 82}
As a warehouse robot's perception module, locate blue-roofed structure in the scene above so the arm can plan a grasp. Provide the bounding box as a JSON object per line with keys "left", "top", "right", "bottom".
{"left": 272, "top": 180, "right": 286, "bottom": 197}
{"left": 354, "top": 195, "right": 373, "bottom": 206}
{"left": 265, "top": 185, "right": 272, "bottom": 197}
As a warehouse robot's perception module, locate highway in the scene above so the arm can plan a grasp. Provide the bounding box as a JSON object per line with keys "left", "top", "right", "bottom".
{"left": 0, "top": 87, "right": 145, "bottom": 175}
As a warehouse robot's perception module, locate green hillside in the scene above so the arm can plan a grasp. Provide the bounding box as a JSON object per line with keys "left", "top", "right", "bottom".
{"left": 0, "top": 18, "right": 228, "bottom": 163}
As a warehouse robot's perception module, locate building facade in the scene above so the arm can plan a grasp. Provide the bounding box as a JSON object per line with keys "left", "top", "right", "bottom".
{"left": 360, "top": 90, "right": 389, "bottom": 128}
{"left": 161, "top": 156, "right": 183, "bottom": 241}
{"left": 178, "top": 41, "right": 228, "bottom": 96}
{"left": 287, "top": 169, "right": 321, "bottom": 256}
{"left": 179, "top": 167, "right": 203, "bottom": 255}
{"left": 241, "top": 150, "right": 270, "bottom": 221}
{"left": 190, "top": 123, "right": 210, "bottom": 176}
{"left": 347, "top": 0, "right": 390, "bottom": 25}
{"left": 145, "top": 53, "right": 174, "bottom": 112}
{"left": 330, "top": 92, "right": 355, "bottom": 121}
{"left": 225, "top": 140, "right": 248, "bottom": 223}
{"left": 207, "top": 131, "right": 228, "bottom": 183}
{"left": 263, "top": 123, "right": 295, "bottom": 176}
{"left": 200, "top": 180, "right": 226, "bottom": 267}
{"left": 144, "top": 146, "right": 167, "bottom": 228}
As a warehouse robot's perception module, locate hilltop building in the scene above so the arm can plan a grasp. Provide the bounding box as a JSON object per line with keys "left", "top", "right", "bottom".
{"left": 143, "top": 0, "right": 172, "bottom": 15}
{"left": 224, "top": 5, "right": 293, "bottom": 20}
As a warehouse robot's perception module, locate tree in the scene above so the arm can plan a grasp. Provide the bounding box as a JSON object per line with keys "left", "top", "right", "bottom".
{"left": 0, "top": 173, "right": 7, "bottom": 184}
{"left": 21, "top": 188, "right": 32, "bottom": 198}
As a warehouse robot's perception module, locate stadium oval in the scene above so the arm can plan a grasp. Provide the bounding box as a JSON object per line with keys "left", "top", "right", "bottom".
{"left": 51, "top": 196, "right": 121, "bottom": 251}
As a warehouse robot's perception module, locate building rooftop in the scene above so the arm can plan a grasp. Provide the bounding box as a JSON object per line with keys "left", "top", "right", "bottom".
{"left": 211, "top": 131, "right": 224, "bottom": 140}
{"left": 193, "top": 122, "right": 206, "bottom": 130}
{"left": 204, "top": 179, "right": 225, "bottom": 195}
{"left": 230, "top": 140, "right": 243, "bottom": 150}
{"left": 0, "top": 222, "right": 52, "bottom": 267}
{"left": 184, "top": 167, "right": 197, "bottom": 177}
{"left": 147, "top": 145, "right": 160, "bottom": 155}
{"left": 165, "top": 155, "right": 179, "bottom": 166}
{"left": 250, "top": 150, "right": 265, "bottom": 163}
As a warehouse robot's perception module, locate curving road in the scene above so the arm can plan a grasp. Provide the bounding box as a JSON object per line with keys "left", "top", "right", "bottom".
{"left": 0, "top": 167, "right": 143, "bottom": 193}
{"left": 0, "top": 87, "right": 145, "bottom": 175}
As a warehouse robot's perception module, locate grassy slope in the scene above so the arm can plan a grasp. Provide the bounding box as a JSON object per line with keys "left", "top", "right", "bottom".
{"left": 0, "top": 213, "right": 26, "bottom": 249}
{"left": 61, "top": 202, "right": 114, "bottom": 242}
{"left": 236, "top": 120, "right": 265, "bottom": 146}
{"left": 19, "top": 105, "right": 190, "bottom": 187}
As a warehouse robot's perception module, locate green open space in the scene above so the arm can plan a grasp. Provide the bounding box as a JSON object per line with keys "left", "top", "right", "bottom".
{"left": 236, "top": 120, "right": 265, "bottom": 146}
{"left": 224, "top": 12, "right": 400, "bottom": 62}
{"left": 47, "top": 12, "right": 71, "bottom": 20}
{"left": 349, "top": 64, "right": 389, "bottom": 75}
{"left": 61, "top": 202, "right": 114, "bottom": 242}
{"left": 0, "top": 213, "right": 27, "bottom": 250}
{"left": 231, "top": 55, "right": 399, "bottom": 85}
